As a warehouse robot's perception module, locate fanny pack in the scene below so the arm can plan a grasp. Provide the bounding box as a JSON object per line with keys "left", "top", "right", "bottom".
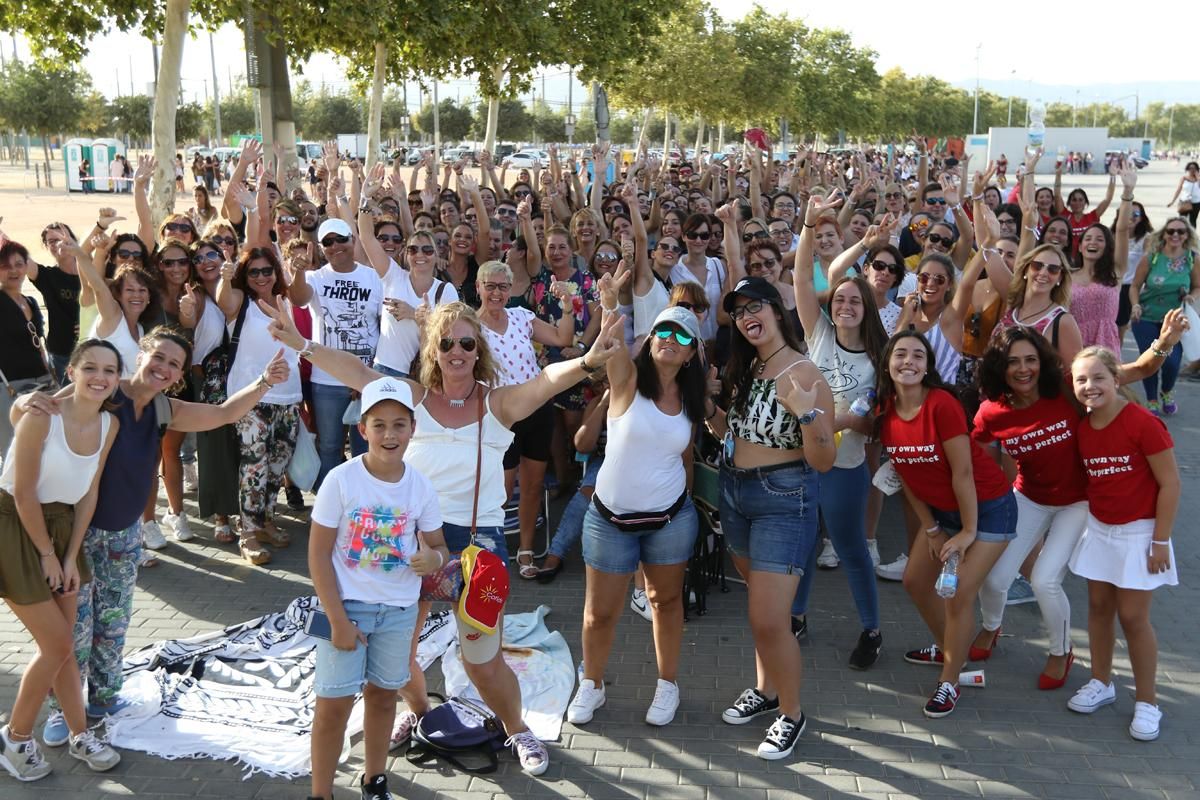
{"left": 592, "top": 491, "right": 688, "bottom": 533}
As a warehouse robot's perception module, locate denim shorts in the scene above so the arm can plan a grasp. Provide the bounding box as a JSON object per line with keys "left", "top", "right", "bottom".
{"left": 720, "top": 460, "right": 819, "bottom": 575}
{"left": 582, "top": 497, "right": 698, "bottom": 574}
{"left": 442, "top": 522, "right": 509, "bottom": 564}
{"left": 931, "top": 491, "right": 1018, "bottom": 543}
{"left": 314, "top": 600, "right": 419, "bottom": 698}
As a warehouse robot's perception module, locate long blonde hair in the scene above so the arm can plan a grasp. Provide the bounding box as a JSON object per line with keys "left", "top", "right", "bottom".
{"left": 418, "top": 302, "right": 499, "bottom": 391}
{"left": 1007, "top": 243, "right": 1072, "bottom": 309}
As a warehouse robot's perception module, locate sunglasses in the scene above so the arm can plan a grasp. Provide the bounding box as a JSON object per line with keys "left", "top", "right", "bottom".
{"left": 164, "top": 222, "right": 193, "bottom": 233}
{"left": 246, "top": 266, "right": 277, "bottom": 279}
{"left": 197, "top": 250, "right": 223, "bottom": 262}
{"left": 376, "top": 234, "right": 404, "bottom": 244}
{"left": 925, "top": 197, "right": 947, "bottom": 206}
{"left": 884, "top": 192, "right": 903, "bottom": 200}
{"left": 160, "top": 256, "right": 191, "bottom": 267}
{"left": 917, "top": 272, "right": 948, "bottom": 286}
{"left": 276, "top": 215, "right": 299, "bottom": 225}
{"left": 868, "top": 259, "right": 898, "bottom": 273}
{"left": 749, "top": 258, "right": 778, "bottom": 272}
{"left": 513, "top": 190, "right": 532, "bottom": 198}
{"left": 407, "top": 244, "right": 436, "bottom": 255}
{"left": 653, "top": 327, "right": 695, "bottom": 347}
{"left": 321, "top": 234, "right": 351, "bottom": 247}
{"left": 211, "top": 236, "right": 237, "bottom": 246}
{"left": 729, "top": 299, "right": 767, "bottom": 321}
{"left": 482, "top": 282, "right": 511, "bottom": 293}
{"left": 1165, "top": 228, "right": 1188, "bottom": 237}
{"left": 684, "top": 230, "right": 710, "bottom": 241}
{"left": 496, "top": 208, "right": 517, "bottom": 217}
{"left": 594, "top": 252, "right": 619, "bottom": 262}
{"left": 657, "top": 242, "right": 685, "bottom": 254}
{"left": 114, "top": 248, "right": 143, "bottom": 260}
{"left": 927, "top": 233, "right": 954, "bottom": 246}
{"left": 742, "top": 231, "right": 770, "bottom": 243}
{"left": 438, "top": 336, "right": 477, "bottom": 353}
{"left": 1028, "top": 260, "right": 1063, "bottom": 275}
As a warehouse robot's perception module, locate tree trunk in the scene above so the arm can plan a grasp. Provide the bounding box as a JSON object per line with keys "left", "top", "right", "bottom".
{"left": 717, "top": 121, "right": 724, "bottom": 152}
{"left": 365, "top": 42, "right": 386, "bottom": 171}
{"left": 151, "top": 0, "right": 190, "bottom": 226}
{"left": 662, "top": 107, "right": 671, "bottom": 156}
{"left": 483, "top": 65, "right": 506, "bottom": 154}
{"left": 637, "top": 107, "right": 653, "bottom": 150}
{"left": 693, "top": 114, "right": 704, "bottom": 158}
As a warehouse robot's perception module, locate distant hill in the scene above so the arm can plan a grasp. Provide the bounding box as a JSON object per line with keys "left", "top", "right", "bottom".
{"left": 951, "top": 80, "right": 1199, "bottom": 108}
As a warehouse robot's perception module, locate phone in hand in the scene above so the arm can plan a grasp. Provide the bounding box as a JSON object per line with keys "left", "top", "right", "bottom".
{"left": 304, "top": 610, "right": 354, "bottom": 640}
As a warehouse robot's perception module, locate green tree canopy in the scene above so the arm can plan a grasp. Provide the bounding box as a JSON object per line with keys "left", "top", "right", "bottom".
{"left": 416, "top": 99, "right": 473, "bottom": 142}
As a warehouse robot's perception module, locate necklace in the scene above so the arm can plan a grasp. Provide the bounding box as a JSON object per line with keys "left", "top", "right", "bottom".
{"left": 1015, "top": 301, "right": 1053, "bottom": 326}
{"left": 755, "top": 344, "right": 788, "bottom": 375}
{"left": 447, "top": 381, "right": 477, "bottom": 409}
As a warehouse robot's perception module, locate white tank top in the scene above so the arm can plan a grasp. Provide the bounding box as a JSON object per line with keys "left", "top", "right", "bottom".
{"left": 0, "top": 412, "right": 111, "bottom": 504}
{"left": 404, "top": 390, "right": 515, "bottom": 528}
{"left": 192, "top": 296, "right": 226, "bottom": 365}
{"left": 595, "top": 390, "right": 691, "bottom": 514}
{"left": 226, "top": 299, "right": 302, "bottom": 404}
{"left": 89, "top": 317, "right": 142, "bottom": 378}
{"left": 633, "top": 279, "right": 670, "bottom": 339}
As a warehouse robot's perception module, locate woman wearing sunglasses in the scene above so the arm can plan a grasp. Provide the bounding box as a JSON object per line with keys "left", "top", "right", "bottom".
{"left": 984, "top": 243, "right": 1083, "bottom": 372}
{"left": 1128, "top": 218, "right": 1200, "bottom": 415}
{"left": 673, "top": 213, "right": 726, "bottom": 349}
{"left": 258, "top": 295, "right": 626, "bottom": 778}
{"left": 1114, "top": 201, "right": 1154, "bottom": 344}
{"left": 895, "top": 251, "right": 976, "bottom": 386}
{"left": 707, "top": 275, "right": 835, "bottom": 760}
{"left": 827, "top": 215, "right": 906, "bottom": 335}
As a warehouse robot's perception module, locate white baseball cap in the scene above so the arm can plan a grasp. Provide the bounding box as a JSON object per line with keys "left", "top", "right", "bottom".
{"left": 317, "top": 217, "right": 353, "bottom": 242}
{"left": 359, "top": 377, "right": 414, "bottom": 420}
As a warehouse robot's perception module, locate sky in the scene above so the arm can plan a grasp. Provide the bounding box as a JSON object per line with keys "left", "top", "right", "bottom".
{"left": 46, "top": 2, "right": 1190, "bottom": 116}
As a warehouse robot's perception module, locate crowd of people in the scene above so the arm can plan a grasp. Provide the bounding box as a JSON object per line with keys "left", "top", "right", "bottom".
{"left": 0, "top": 135, "right": 1194, "bottom": 798}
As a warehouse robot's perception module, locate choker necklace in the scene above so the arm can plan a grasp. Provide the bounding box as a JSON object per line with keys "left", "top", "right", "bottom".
{"left": 447, "top": 382, "right": 477, "bottom": 409}
{"left": 755, "top": 344, "right": 788, "bottom": 375}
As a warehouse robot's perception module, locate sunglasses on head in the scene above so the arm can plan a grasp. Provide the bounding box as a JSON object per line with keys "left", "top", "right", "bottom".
{"left": 160, "top": 256, "right": 191, "bottom": 267}
{"left": 927, "top": 233, "right": 954, "bottom": 247}
{"left": 730, "top": 299, "right": 767, "bottom": 321}
{"left": 246, "top": 266, "right": 276, "bottom": 279}
{"left": 917, "top": 272, "right": 948, "bottom": 286}
{"left": 925, "top": 197, "right": 947, "bottom": 206}
{"left": 684, "top": 230, "right": 710, "bottom": 241}
{"left": 1028, "top": 260, "right": 1063, "bottom": 275}
{"left": 1165, "top": 227, "right": 1188, "bottom": 237}
{"left": 114, "top": 248, "right": 143, "bottom": 260}
{"left": 276, "top": 215, "right": 299, "bottom": 225}
{"left": 407, "top": 244, "right": 436, "bottom": 255}
{"left": 653, "top": 326, "right": 695, "bottom": 347}
{"left": 321, "top": 234, "right": 351, "bottom": 247}
{"left": 438, "top": 336, "right": 477, "bottom": 353}
{"left": 376, "top": 234, "right": 404, "bottom": 244}
{"left": 657, "top": 242, "right": 685, "bottom": 254}
{"left": 742, "top": 231, "right": 769, "bottom": 243}
{"left": 165, "top": 222, "right": 192, "bottom": 233}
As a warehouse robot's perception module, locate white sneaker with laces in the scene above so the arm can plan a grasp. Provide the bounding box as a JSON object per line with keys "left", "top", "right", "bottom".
{"left": 1129, "top": 701, "right": 1162, "bottom": 741}
{"left": 0, "top": 724, "right": 52, "bottom": 781}
{"left": 567, "top": 679, "right": 606, "bottom": 725}
{"left": 757, "top": 712, "right": 805, "bottom": 760}
{"left": 163, "top": 512, "right": 195, "bottom": 543}
{"left": 182, "top": 462, "right": 198, "bottom": 492}
{"left": 1067, "top": 678, "right": 1116, "bottom": 713}
{"left": 68, "top": 729, "right": 121, "bottom": 772}
{"left": 645, "top": 679, "right": 680, "bottom": 726}
{"left": 141, "top": 520, "right": 168, "bottom": 551}
{"left": 504, "top": 729, "right": 549, "bottom": 776}
{"left": 867, "top": 539, "right": 880, "bottom": 569}
{"left": 630, "top": 588, "right": 652, "bottom": 621}
{"left": 876, "top": 553, "right": 908, "bottom": 581}
{"left": 816, "top": 538, "right": 839, "bottom": 569}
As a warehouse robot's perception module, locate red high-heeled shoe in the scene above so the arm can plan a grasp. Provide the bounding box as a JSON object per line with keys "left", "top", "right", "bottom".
{"left": 1037, "top": 649, "right": 1075, "bottom": 691}
{"left": 968, "top": 627, "right": 1001, "bottom": 661}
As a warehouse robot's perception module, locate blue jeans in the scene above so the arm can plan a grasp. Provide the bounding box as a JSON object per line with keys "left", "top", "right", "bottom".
{"left": 314, "top": 600, "right": 418, "bottom": 697}
{"left": 311, "top": 382, "right": 367, "bottom": 490}
{"left": 931, "top": 491, "right": 1018, "bottom": 542}
{"left": 582, "top": 497, "right": 698, "bottom": 574}
{"left": 372, "top": 362, "right": 408, "bottom": 379}
{"left": 792, "top": 464, "right": 880, "bottom": 630}
{"left": 1131, "top": 318, "right": 1182, "bottom": 402}
{"left": 546, "top": 457, "right": 603, "bottom": 560}
{"left": 720, "top": 460, "right": 819, "bottom": 575}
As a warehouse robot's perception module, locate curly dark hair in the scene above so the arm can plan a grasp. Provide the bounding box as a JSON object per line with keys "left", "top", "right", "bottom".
{"left": 977, "top": 326, "right": 1063, "bottom": 403}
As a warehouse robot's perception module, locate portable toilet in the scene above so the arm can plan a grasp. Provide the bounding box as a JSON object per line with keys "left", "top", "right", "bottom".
{"left": 64, "top": 138, "right": 93, "bottom": 192}
{"left": 90, "top": 138, "right": 126, "bottom": 192}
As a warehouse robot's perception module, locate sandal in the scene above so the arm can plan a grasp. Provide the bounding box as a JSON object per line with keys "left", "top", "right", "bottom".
{"left": 517, "top": 550, "right": 538, "bottom": 580}
{"left": 213, "top": 516, "right": 236, "bottom": 544}
{"left": 536, "top": 558, "right": 565, "bottom": 584}
{"left": 255, "top": 519, "right": 291, "bottom": 548}
{"left": 239, "top": 536, "right": 272, "bottom": 566}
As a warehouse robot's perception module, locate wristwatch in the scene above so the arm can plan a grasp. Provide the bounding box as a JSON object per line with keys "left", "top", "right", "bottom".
{"left": 795, "top": 408, "right": 824, "bottom": 426}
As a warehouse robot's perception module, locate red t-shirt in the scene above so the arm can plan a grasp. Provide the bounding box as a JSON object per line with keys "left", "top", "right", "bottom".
{"left": 1077, "top": 402, "right": 1173, "bottom": 524}
{"left": 881, "top": 388, "right": 1011, "bottom": 511}
{"left": 973, "top": 394, "right": 1087, "bottom": 507}
{"left": 1065, "top": 210, "right": 1099, "bottom": 256}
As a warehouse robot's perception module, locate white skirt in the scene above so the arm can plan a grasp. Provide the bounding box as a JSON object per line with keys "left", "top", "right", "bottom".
{"left": 1068, "top": 514, "right": 1178, "bottom": 590}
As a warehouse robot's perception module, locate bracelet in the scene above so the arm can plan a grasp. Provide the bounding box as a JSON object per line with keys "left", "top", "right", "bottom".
{"left": 706, "top": 404, "right": 719, "bottom": 421}
{"left": 298, "top": 340, "right": 316, "bottom": 360}
{"left": 951, "top": 203, "right": 962, "bottom": 212}
{"left": 1024, "top": 225, "right": 1039, "bottom": 232}
{"left": 1121, "top": 195, "right": 1134, "bottom": 202}
{"left": 924, "top": 524, "right": 942, "bottom": 537}
{"left": 39, "top": 551, "right": 54, "bottom": 558}
{"left": 1150, "top": 341, "right": 1171, "bottom": 358}
{"left": 802, "top": 221, "right": 815, "bottom": 229}
{"left": 96, "top": 220, "right": 108, "bottom": 231}
{"left": 1151, "top": 539, "right": 1171, "bottom": 546}
{"left": 256, "top": 374, "right": 272, "bottom": 391}
{"left": 580, "top": 355, "right": 601, "bottom": 374}
{"left": 971, "top": 193, "right": 983, "bottom": 201}
{"left": 434, "top": 549, "right": 445, "bottom": 567}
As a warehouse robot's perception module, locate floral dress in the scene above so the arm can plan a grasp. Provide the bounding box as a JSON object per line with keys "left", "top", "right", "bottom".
{"left": 531, "top": 266, "right": 598, "bottom": 410}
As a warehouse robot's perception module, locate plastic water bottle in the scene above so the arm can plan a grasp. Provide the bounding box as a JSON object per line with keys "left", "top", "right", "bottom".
{"left": 849, "top": 390, "right": 875, "bottom": 417}
{"left": 1026, "top": 99, "right": 1046, "bottom": 157}
{"left": 935, "top": 552, "right": 961, "bottom": 598}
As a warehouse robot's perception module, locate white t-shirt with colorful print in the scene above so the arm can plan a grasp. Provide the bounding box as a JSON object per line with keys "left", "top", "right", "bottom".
{"left": 311, "top": 455, "right": 443, "bottom": 608}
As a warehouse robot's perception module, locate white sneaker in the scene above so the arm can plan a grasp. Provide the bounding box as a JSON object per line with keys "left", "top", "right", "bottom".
{"left": 141, "top": 520, "right": 168, "bottom": 551}
{"left": 0, "top": 724, "right": 52, "bottom": 781}
{"left": 630, "top": 588, "right": 652, "bottom": 622}
{"left": 867, "top": 539, "right": 880, "bottom": 568}
{"left": 876, "top": 553, "right": 908, "bottom": 581}
{"left": 1067, "top": 678, "right": 1116, "bottom": 714}
{"left": 68, "top": 730, "right": 121, "bottom": 772}
{"left": 566, "top": 679, "right": 606, "bottom": 725}
{"left": 816, "top": 539, "right": 839, "bottom": 569}
{"left": 645, "top": 679, "right": 680, "bottom": 726}
{"left": 1129, "top": 701, "right": 1162, "bottom": 741}
{"left": 163, "top": 512, "right": 195, "bottom": 543}
{"left": 182, "top": 462, "right": 198, "bottom": 492}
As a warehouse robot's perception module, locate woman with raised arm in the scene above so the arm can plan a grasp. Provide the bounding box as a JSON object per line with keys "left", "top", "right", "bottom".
{"left": 1166, "top": 160, "right": 1200, "bottom": 228}
{"left": 1069, "top": 165, "right": 1136, "bottom": 352}
{"left": 72, "top": 234, "right": 160, "bottom": 378}
{"left": 259, "top": 294, "right": 626, "bottom": 778}
{"left": 1055, "top": 162, "right": 1118, "bottom": 256}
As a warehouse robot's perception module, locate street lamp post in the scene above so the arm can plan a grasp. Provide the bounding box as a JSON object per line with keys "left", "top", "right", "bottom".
{"left": 1007, "top": 69, "right": 1015, "bottom": 126}
{"left": 972, "top": 43, "right": 981, "bottom": 135}
{"left": 565, "top": 113, "right": 576, "bottom": 146}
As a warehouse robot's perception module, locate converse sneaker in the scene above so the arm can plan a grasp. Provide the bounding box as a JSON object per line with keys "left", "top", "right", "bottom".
{"left": 566, "top": 679, "right": 606, "bottom": 725}
{"left": 0, "top": 725, "right": 52, "bottom": 781}
{"left": 630, "top": 587, "right": 652, "bottom": 621}
{"left": 388, "top": 710, "right": 419, "bottom": 751}
{"left": 904, "top": 643, "right": 944, "bottom": 665}
{"left": 360, "top": 772, "right": 392, "bottom": 800}
{"left": 923, "top": 681, "right": 959, "bottom": 718}
{"left": 182, "top": 461, "right": 198, "bottom": 492}
{"left": 163, "top": 512, "right": 195, "bottom": 543}
{"left": 867, "top": 539, "right": 880, "bottom": 569}
{"left": 1005, "top": 575, "right": 1036, "bottom": 605}
{"left": 721, "top": 688, "right": 780, "bottom": 725}
{"left": 141, "top": 519, "right": 168, "bottom": 550}
{"left": 1129, "top": 701, "right": 1162, "bottom": 741}
{"left": 1067, "top": 678, "right": 1116, "bottom": 713}
{"left": 505, "top": 730, "right": 549, "bottom": 776}
{"left": 848, "top": 630, "right": 882, "bottom": 671}
{"left": 68, "top": 729, "right": 121, "bottom": 772}
{"left": 816, "top": 538, "right": 839, "bottom": 569}
{"left": 41, "top": 711, "right": 69, "bottom": 747}
{"left": 757, "top": 712, "right": 805, "bottom": 760}
{"left": 876, "top": 552, "right": 908, "bottom": 581}
{"left": 645, "top": 679, "right": 680, "bottom": 726}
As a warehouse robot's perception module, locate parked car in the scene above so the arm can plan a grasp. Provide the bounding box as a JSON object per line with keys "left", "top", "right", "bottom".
{"left": 405, "top": 146, "right": 436, "bottom": 165}
{"left": 503, "top": 149, "right": 549, "bottom": 169}
{"left": 493, "top": 143, "right": 516, "bottom": 161}
{"left": 211, "top": 146, "right": 239, "bottom": 165}
{"left": 442, "top": 146, "right": 475, "bottom": 165}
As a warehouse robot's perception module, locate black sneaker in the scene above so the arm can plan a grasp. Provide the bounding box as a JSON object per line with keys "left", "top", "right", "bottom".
{"left": 848, "top": 630, "right": 882, "bottom": 671}
{"left": 757, "top": 712, "right": 806, "bottom": 760}
{"left": 361, "top": 773, "right": 392, "bottom": 800}
{"left": 721, "top": 688, "right": 780, "bottom": 725}
{"left": 923, "top": 681, "right": 959, "bottom": 719}
{"left": 285, "top": 485, "right": 306, "bottom": 510}
{"left": 791, "top": 615, "right": 807, "bottom": 641}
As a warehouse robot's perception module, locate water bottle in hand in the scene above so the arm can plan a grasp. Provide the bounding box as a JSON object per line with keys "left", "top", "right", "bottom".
{"left": 935, "top": 552, "right": 961, "bottom": 598}
{"left": 850, "top": 390, "right": 876, "bottom": 417}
